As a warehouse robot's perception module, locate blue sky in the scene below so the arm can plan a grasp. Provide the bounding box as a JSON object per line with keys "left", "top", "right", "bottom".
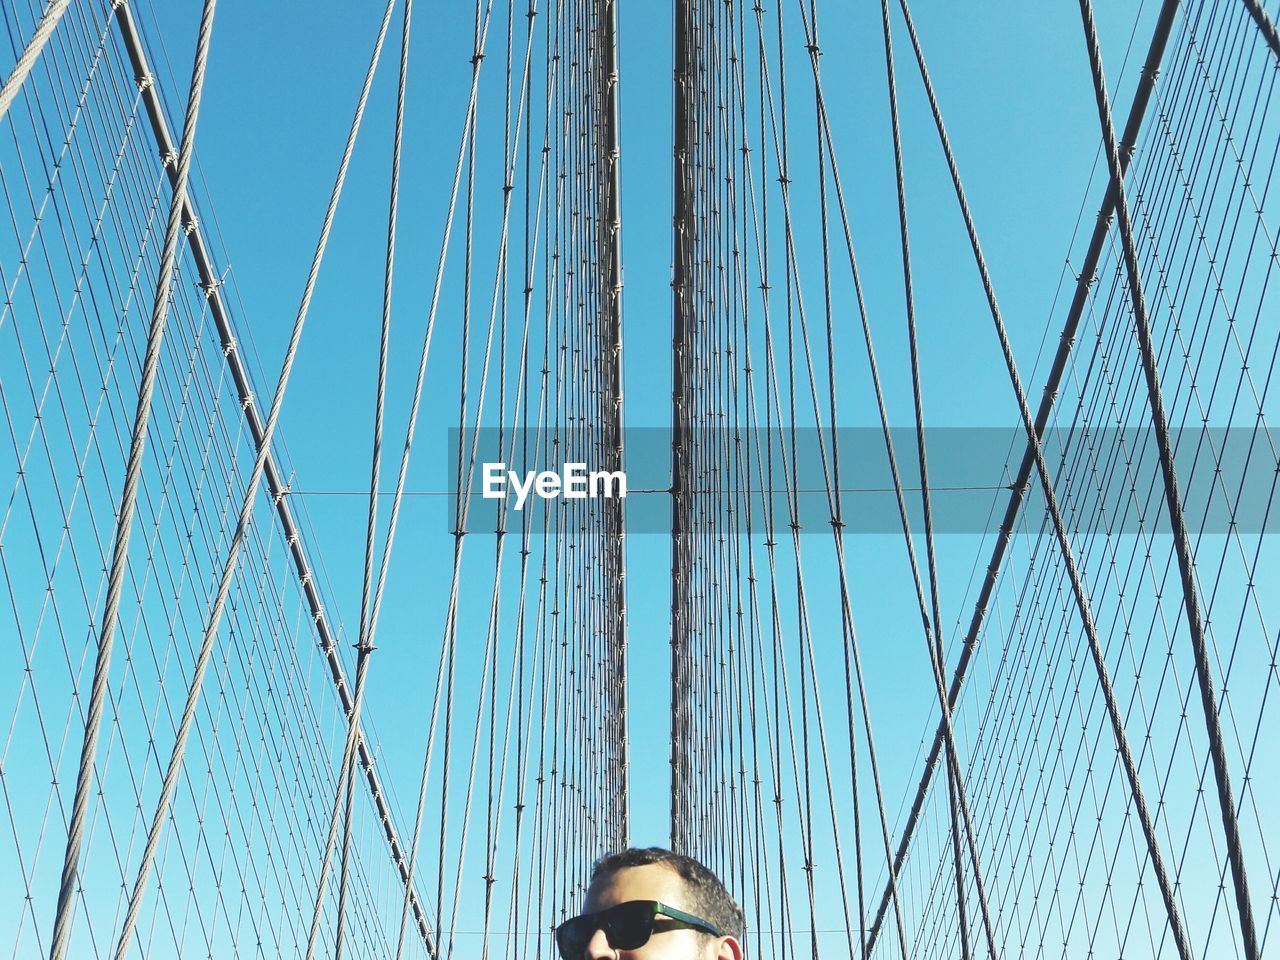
{"left": 80, "top": 0, "right": 1272, "bottom": 951}
{"left": 141, "top": 0, "right": 1152, "bottom": 837}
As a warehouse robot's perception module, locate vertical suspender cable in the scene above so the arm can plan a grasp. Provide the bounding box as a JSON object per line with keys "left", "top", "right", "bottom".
{"left": 111, "top": 1, "right": 396, "bottom": 953}
{"left": 1076, "top": 2, "right": 1259, "bottom": 956}
{"left": 671, "top": 0, "right": 693, "bottom": 853}
{"left": 0, "top": 0, "right": 72, "bottom": 121}
{"left": 46, "top": 3, "right": 218, "bottom": 957}
{"left": 599, "top": 0, "right": 628, "bottom": 844}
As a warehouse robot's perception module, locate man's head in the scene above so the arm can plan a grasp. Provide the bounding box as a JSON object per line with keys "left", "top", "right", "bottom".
{"left": 559, "top": 847, "right": 744, "bottom": 959}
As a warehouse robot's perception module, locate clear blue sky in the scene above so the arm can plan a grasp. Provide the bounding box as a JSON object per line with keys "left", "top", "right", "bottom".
{"left": 130, "top": 0, "right": 1181, "bottom": 943}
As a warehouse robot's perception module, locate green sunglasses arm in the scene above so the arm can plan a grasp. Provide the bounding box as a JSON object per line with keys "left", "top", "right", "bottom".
{"left": 654, "top": 901, "right": 725, "bottom": 938}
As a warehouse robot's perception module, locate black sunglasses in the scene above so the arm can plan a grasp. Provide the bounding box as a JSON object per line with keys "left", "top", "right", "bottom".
{"left": 555, "top": 899, "right": 724, "bottom": 958}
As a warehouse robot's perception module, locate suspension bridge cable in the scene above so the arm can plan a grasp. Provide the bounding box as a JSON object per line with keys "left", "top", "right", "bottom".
{"left": 1076, "top": 1, "right": 1260, "bottom": 955}
{"left": 111, "top": 0, "right": 398, "bottom": 951}
{"left": 865, "top": 1, "right": 1184, "bottom": 947}
{"left": 0, "top": 0, "right": 72, "bottom": 122}
{"left": 1240, "top": 0, "right": 1280, "bottom": 60}
{"left": 875, "top": 2, "right": 975, "bottom": 955}
{"left": 101, "top": 6, "right": 434, "bottom": 938}
{"left": 46, "top": 2, "right": 217, "bottom": 955}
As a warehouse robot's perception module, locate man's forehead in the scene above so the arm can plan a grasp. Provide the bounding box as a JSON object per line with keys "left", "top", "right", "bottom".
{"left": 584, "top": 862, "right": 690, "bottom": 911}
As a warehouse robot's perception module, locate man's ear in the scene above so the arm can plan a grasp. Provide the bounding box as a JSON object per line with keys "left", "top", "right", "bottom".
{"left": 715, "top": 935, "right": 744, "bottom": 960}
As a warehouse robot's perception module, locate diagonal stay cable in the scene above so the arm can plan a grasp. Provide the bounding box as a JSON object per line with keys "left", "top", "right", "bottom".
{"left": 0, "top": 0, "right": 72, "bottom": 122}
{"left": 45, "top": 3, "right": 217, "bottom": 957}
{"left": 101, "top": 2, "right": 433, "bottom": 942}
{"left": 1076, "top": 1, "right": 1259, "bottom": 956}
{"left": 331, "top": 0, "right": 412, "bottom": 955}
{"left": 876, "top": 1, "right": 975, "bottom": 955}
{"left": 110, "top": 1, "right": 395, "bottom": 953}
{"left": 866, "top": 1, "right": 1186, "bottom": 948}
{"left": 859, "top": 1, "right": 1194, "bottom": 956}
{"left": 1239, "top": 0, "right": 1280, "bottom": 60}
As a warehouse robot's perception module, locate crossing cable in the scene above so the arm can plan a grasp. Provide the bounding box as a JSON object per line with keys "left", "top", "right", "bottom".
{"left": 708, "top": 19, "right": 879, "bottom": 946}
{"left": 1239, "top": 0, "right": 1280, "bottom": 60}
{"left": 0, "top": 0, "right": 72, "bottom": 122}
{"left": 756, "top": 1, "right": 914, "bottom": 952}
{"left": 887, "top": 4, "right": 1221, "bottom": 945}
{"left": 936, "top": 7, "right": 1233, "bottom": 957}
{"left": 325, "top": 0, "right": 412, "bottom": 955}
{"left": 722, "top": 4, "right": 785, "bottom": 949}
{"left": 875, "top": 11, "right": 1192, "bottom": 936}
{"left": 953, "top": 8, "right": 1280, "bottom": 929}
{"left": 876, "top": 2, "right": 974, "bottom": 955}
{"left": 1077, "top": 2, "right": 1260, "bottom": 955}
{"left": 45, "top": 2, "right": 217, "bottom": 956}
{"left": 864, "top": 1, "right": 1185, "bottom": 947}
{"left": 501, "top": 5, "right": 559, "bottom": 952}
{"left": 754, "top": 0, "right": 1003, "bottom": 950}
{"left": 110, "top": 0, "right": 399, "bottom": 952}
{"left": 0, "top": 3, "right": 360, "bottom": 936}
{"left": 475, "top": 6, "right": 555, "bottom": 940}
{"left": 900, "top": 0, "right": 1278, "bottom": 946}
{"left": 94, "top": 3, "right": 434, "bottom": 943}
{"left": 851, "top": 0, "right": 1195, "bottom": 954}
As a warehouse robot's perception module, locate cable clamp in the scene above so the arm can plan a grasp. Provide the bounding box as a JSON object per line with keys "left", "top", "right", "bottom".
{"left": 161, "top": 149, "right": 178, "bottom": 169}
{"left": 112, "top": 0, "right": 127, "bottom": 9}
{"left": 199, "top": 275, "right": 222, "bottom": 298}
{"left": 241, "top": 391, "right": 254, "bottom": 411}
{"left": 183, "top": 217, "right": 200, "bottom": 236}
{"left": 223, "top": 336, "right": 237, "bottom": 357}
{"left": 136, "top": 73, "right": 154, "bottom": 92}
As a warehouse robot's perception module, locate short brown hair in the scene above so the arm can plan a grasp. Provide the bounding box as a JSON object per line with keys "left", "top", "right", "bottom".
{"left": 591, "top": 847, "right": 745, "bottom": 939}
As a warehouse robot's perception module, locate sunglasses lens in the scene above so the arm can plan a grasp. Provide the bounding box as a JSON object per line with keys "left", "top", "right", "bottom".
{"left": 555, "top": 902, "right": 657, "bottom": 958}
{"left": 602, "top": 901, "right": 656, "bottom": 950}
{"left": 555, "top": 916, "right": 593, "bottom": 959}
